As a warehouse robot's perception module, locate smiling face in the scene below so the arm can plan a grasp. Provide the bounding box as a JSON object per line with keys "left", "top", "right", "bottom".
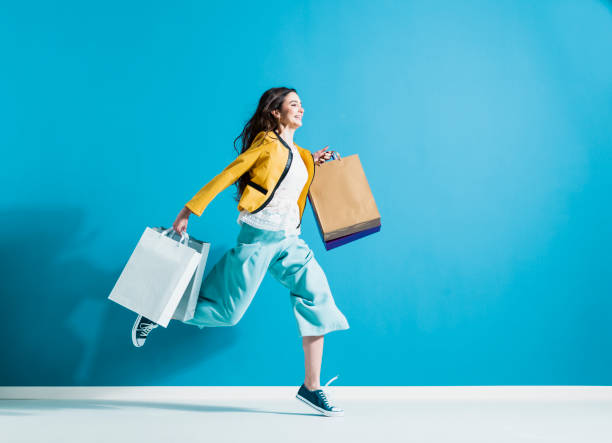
{"left": 272, "top": 91, "right": 304, "bottom": 130}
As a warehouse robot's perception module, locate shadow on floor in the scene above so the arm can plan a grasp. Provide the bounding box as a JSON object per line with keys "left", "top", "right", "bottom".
{"left": 0, "top": 399, "right": 323, "bottom": 417}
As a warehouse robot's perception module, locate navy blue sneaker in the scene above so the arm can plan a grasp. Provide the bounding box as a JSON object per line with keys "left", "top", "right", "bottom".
{"left": 296, "top": 375, "right": 344, "bottom": 417}
{"left": 132, "top": 314, "right": 158, "bottom": 347}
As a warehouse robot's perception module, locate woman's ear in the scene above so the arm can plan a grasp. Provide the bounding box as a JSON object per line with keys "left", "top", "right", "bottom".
{"left": 270, "top": 109, "right": 280, "bottom": 120}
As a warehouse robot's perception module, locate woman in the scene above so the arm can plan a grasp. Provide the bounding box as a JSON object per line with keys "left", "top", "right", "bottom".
{"left": 131, "top": 87, "right": 349, "bottom": 417}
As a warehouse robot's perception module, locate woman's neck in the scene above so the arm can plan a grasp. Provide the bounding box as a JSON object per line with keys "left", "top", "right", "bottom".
{"left": 275, "top": 125, "right": 296, "bottom": 147}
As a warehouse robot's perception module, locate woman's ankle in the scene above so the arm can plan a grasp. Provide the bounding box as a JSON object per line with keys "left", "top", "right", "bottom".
{"left": 304, "top": 382, "right": 321, "bottom": 391}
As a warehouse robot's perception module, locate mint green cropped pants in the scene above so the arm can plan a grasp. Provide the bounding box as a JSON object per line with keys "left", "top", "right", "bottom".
{"left": 183, "top": 222, "right": 350, "bottom": 337}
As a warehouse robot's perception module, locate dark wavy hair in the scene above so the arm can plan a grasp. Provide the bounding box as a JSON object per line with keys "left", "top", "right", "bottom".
{"left": 232, "top": 87, "right": 297, "bottom": 202}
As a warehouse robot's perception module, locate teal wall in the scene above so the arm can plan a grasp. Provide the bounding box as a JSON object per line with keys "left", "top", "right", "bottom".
{"left": 1, "top": 0, "right": 611, "bottom": 386}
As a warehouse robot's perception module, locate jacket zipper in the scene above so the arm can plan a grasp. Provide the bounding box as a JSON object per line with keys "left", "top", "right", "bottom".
{"left": 250, "top": 130, "right": 293, "bottom": 214}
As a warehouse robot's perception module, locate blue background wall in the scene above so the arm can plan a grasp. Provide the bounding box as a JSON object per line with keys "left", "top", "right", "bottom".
{"left": 1, "top": 0, "right": 611, "bottom": 386}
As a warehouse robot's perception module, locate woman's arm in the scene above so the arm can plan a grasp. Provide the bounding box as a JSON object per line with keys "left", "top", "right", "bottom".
{"left": 184, "top": 142, "right": 268, "bottom": 217}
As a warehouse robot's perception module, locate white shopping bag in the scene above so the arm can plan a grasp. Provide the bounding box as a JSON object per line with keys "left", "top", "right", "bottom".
{"left": 108, "top": 227, "right": 206, "bottom": 327}
{"left": 150, "top": 227, "right": 210, "bottom": 322}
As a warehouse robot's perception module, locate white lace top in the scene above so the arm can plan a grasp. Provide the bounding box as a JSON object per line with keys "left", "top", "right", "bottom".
{"left": 237, "top": 141, "right": 308, "bottom": 235}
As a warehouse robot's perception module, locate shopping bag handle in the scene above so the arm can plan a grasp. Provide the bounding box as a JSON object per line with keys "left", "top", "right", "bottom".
{"left": 160, "top": 227, "right": 190, "bottom": 247}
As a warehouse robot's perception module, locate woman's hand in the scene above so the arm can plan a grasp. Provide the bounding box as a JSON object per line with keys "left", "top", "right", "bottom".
{"left": 173, "top": 206, "right": 192, "bottom": 234}
{"left": 313, "top": 146, "right": 340, "bottom": 165}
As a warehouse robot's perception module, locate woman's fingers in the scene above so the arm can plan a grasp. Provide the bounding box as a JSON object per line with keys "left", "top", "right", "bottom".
{"left": 315, "top": 149, "right": 339, "bottom": 165}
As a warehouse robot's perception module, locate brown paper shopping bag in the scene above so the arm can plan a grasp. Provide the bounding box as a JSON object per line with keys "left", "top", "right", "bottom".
{"left": 307, "top": 153, "right": 381, "bottom": 249}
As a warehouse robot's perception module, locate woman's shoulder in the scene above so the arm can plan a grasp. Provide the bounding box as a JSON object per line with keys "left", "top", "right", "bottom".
{"left": 251, "top": 130, "right": 280, "bottom": 150}
{"left": 249, "top": 131, "right": 278, "bottom": 155}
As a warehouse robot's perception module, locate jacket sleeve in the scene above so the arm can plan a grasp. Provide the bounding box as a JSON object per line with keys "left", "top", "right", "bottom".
{"left": 185, "top": 143, "right": 266, "bottom": 217}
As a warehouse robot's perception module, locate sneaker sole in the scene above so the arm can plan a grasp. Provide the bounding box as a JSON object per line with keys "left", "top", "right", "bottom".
{"left": 296, "top": 394, "right": 344, "bottom": 417}
{"left": 131, "top": 317, "right": 143, "bottom": 347}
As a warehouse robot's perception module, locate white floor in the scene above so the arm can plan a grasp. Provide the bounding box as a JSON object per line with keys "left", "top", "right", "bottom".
{"left": 1, "top": 387, "right": 611, "bottom": 443}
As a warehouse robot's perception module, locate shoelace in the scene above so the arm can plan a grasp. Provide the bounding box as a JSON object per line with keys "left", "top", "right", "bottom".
{"left": 138, "top": 322, "right": 157, "bottom": 336}
{"left": 318, "top": 375, "right": 339, "bottom": 408}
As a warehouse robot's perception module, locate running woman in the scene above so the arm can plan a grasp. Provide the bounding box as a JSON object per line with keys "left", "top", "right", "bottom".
{"left": 132, "top": 87, "right": 349, "bottom": 416}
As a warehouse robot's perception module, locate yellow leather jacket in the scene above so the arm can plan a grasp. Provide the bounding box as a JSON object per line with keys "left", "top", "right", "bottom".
{"left": 185, "top": 129, "right": 316, "bottom": 229}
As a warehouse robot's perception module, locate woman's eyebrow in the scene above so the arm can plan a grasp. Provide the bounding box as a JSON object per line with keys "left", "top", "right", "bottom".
{"left": 289, "top": 100, "right": 301, "bottom": 104}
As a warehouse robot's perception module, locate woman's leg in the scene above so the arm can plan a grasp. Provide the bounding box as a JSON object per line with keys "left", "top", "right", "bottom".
{"left": 268, "top": 236, "right": 350, "bottom": 337}
{"left": 302, "top": 335, "right": 324, "bottom": 390}
{"left": 183, "top": 227, "right": 274, "bottom": 329}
